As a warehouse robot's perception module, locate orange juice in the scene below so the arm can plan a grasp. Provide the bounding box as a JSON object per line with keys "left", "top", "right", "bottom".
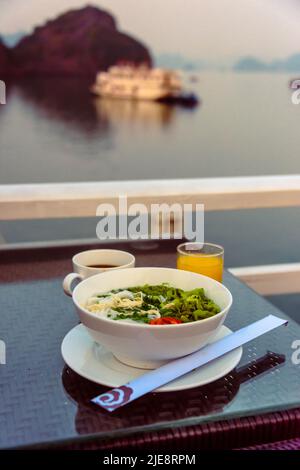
{"left": 177, "top": 242, "right": 224, "bottom": 282}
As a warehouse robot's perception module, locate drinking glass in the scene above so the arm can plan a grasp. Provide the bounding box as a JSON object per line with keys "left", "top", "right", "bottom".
{"left": 177, "top": 242, "right": 224, "bottom": 282}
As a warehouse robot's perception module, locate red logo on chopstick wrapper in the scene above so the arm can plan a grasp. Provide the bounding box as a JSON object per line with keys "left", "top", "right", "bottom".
{"left": 92, "top": 385, "right": 133, "bottom": 411}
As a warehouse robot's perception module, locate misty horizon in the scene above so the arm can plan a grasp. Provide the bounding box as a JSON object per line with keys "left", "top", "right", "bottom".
{"left": 1, "top": 0, "right": 300, "bottom": 65}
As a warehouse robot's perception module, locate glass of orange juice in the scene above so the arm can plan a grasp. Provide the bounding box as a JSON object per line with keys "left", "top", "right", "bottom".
{"left": 177, "top": 242, "right": 224, "bottom": 282}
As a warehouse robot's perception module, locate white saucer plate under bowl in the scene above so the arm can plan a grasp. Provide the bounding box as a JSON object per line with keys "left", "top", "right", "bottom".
{"left": 61, "top": 324, "right": 243, "bottom": 392}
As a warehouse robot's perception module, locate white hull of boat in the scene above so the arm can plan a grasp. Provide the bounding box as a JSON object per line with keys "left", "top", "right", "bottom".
{"left": 91, "top": 84, "right": 176, "bottom": 101}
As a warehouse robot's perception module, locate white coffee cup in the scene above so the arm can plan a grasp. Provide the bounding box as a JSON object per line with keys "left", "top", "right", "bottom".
{"left": 63, "top": 249, "right": 135, "bottom": 296}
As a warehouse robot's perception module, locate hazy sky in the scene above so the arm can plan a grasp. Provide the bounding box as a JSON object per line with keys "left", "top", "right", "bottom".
{"left": 1, "top": 0, "right": 300, "bottom": 61}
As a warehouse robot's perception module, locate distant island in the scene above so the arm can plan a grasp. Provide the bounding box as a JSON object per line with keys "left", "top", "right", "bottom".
{"left": 2, "top": 7, "right": 300, "bottom": 78}
{"left": 234, "top": 53, "right": 300, "bottom": 72}
{"left": 155, "top": 53, "right": 206, "bottom": 71}
{"left": 0, "top": 5, "right": 152, "bottom": 78}
{"left": 0, "top": 39, "right": 10, "bottom": 75}
{"left": 1, "top": 31, "right": 26, "bottom": 48}
{"left": 156, "top": 52, "right": 300, "bottom": 73}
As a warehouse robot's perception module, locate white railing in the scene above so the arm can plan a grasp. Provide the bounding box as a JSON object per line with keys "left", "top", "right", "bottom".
{"left": 1, "top": 174, "right": 300, "bottom": 295}
{"left": 229, "top": 264, "right": 300, "bottom": 296}
{"left": 1, "top": 175, "right": 300, "bottom": 220}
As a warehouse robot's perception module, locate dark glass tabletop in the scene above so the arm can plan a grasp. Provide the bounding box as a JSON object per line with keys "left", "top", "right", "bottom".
{"left": 0, "top": 240, "right": 300, "bottom": 449}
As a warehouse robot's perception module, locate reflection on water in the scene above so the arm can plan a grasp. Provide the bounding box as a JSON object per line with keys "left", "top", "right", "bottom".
{"left": 4, "top": 79, "right": 175, "bottom": 135}
{"left": 0, "top": 78, "right": 180, "bottom": 183}
{"left": 94, "top": 97, "right": 175, "bottom": 129}
{"left": 1, "top": 73, "right": 300, "bottom": 184}
{"left": 11, "top": 78, "right": 107, "bottom": 135}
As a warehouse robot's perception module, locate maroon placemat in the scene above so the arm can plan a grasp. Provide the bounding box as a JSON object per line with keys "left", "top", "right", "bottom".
{"left": 241, "top": 437, "right": 300, "bottom": 450}
{"left": 45, "top": 408, "right": 300, "bottom": 450}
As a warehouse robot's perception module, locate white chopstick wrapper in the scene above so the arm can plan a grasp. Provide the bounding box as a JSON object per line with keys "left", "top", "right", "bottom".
{"left": 92, "top": 315, "right": 287, "bottom": 412}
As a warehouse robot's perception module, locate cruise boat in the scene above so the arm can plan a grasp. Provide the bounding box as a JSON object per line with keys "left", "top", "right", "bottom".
{"left": 91, "top": 65, "right": 198, "bottom": 105}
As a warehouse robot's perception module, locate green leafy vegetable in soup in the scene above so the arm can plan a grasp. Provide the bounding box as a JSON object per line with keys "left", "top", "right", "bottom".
{"left": 86, "top": 284, "right": 221, "bottom": 325}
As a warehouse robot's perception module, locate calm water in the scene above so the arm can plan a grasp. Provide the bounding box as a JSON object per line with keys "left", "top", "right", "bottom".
{"left": 2, "top": 76, "right": 300, "bottom": 321}
{"left": 0, "top": 72, "right": 299, "bottom": 183}
{"left": 2, "top": 72, "right": 300, "bottom": 268}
